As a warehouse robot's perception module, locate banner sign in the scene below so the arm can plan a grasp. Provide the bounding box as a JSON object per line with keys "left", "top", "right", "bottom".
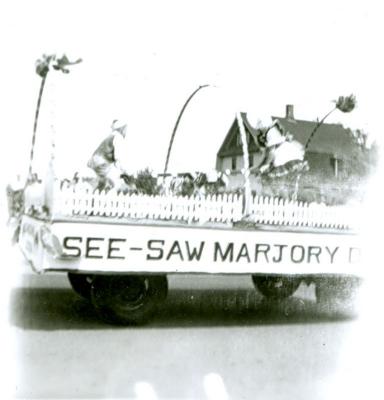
{"left": 45, "top": 221, "right": 363, "bottom": 275}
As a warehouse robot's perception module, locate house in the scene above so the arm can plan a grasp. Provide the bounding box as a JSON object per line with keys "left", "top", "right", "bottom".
{"left": 216, "top": 105, "right": 372, "bottom": 202}
{"left": 216, "top": 112, "right": 265, "bottom": 191}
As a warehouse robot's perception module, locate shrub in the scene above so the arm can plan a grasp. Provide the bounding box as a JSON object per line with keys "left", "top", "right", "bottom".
{"left": 135, "top": 168, "right": 160, "bottom": 195}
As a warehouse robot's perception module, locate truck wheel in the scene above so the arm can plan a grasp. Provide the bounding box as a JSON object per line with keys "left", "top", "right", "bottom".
{"left": 68, "top": 273, "right": 94, "bottom": 300}
{"left": 90, "top": 275, "right": 168, "bottom": 325}
{"left": 315, "top": 275, "right": 361, "bottom": 305}
{"left": 252, "top": 275, "right": 301, "bottom": 300}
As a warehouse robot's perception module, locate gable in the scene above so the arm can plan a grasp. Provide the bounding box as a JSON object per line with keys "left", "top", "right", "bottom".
{"left": 217, "top": 113, "right": 263, "bottom": 157}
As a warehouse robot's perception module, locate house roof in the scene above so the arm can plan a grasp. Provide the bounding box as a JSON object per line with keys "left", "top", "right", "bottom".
{"left": 217, "top": 112, "right": 360, "bottom": 159}
{"left": 217, "top": 113, "right": 263, "bottom": 157}
{"left": 272, "top": 116, "right": 358, "bottom": 157}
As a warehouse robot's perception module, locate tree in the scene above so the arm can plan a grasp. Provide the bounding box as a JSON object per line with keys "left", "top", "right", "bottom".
{"left": 27, "top": 54, "right": 82, "bottom": 185}
{"left": 292, "top": 95, "right": 357, "bottom": 200}
{"left": 163, "top": 85, "right": 210, "bottom": 177}
{"left": 304, "top": 95, "right": 356, "bottom": 152}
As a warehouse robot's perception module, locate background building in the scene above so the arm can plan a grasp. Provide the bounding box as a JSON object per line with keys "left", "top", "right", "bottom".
{"left": 216, "top": 105, "right": 377, "bottom": 203}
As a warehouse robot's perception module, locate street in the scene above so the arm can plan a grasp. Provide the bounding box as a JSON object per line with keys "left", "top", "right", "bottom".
{"left": 6, "top": 249, "right": 376, "bottom": 400}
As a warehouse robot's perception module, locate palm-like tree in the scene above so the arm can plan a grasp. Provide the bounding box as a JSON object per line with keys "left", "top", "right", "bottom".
{"left": 163, "top": 85, "right": 210, "bottom": 177}
{"left": 293, "top": 94, "right": 356, "bottom": 200}
{"left": 304, "top": 95, "right": 356, "bottom": 152}
{"left": 27, "top": 54, "right": 82, "bottom": 185}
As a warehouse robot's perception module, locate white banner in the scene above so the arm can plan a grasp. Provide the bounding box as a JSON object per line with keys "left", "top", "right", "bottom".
{"left": 43, "top": 221, "right": 364, "bottom": 275}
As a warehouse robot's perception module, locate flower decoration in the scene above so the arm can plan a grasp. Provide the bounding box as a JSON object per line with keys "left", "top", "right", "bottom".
{"left": 35, "top": 54, "right": 82, "bottom": 77}
{"left": 35, "top": 54, "right": 55, "bottom": 78}
{"left": 335, "top": 94, "right": 356, "bottom": 113}
{"left": 52, "top": 54, "right": 82, "bottom": 74}
{"left": 28, "top": 53, "right": 82, "bottom": 183}
{"left": 293, "top": 93, "right": 357, "bottom": 200}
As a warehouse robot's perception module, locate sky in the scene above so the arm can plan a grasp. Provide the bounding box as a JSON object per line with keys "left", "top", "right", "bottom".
{"left": 0, "top": 0, "right": 383, "bottom": 182}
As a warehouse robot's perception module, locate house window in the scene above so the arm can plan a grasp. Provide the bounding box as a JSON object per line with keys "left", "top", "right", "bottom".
{"left": 248, "top": 154, "right": 254, "bottom": 168}
{"left": 236, "top": 133, "right": 242, "bottom": 146}
{"left": 331, "top": 157, "right": 343, "bottom": 177}
{"left": 231, "top": 156, "right": 237, "bottom": 170}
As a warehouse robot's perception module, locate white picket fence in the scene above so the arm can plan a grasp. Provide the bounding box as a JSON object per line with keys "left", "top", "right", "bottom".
{"left": 52, "top": 185, "right": 243, "bottom": 224}
{"left": 50, "top": 184, "right": 361, "bottom": 230}
{"left": 248, "top": 196, "right": 358, "bottom": 229}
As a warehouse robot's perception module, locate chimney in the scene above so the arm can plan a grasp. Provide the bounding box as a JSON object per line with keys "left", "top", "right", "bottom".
{"left": 286, "top": 104, "right": 294, "bottom": 120}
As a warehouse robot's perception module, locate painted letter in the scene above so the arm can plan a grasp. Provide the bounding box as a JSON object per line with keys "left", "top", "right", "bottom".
{"left": 255, "top": 244, "right": 270, "bottom": 263}
{"left": 185, "top": 242, "right": 205, "bottom": 261}
{"left": 107, "top": 238, "right": 126, "bottom": 260}
{"left": 291, "top": 245, "right": 305, "bottom": 263}
{"left": 325, "top": 246, "right": 339, "bottom": 264}
{"left": 166, "top": 241, "right": 184, "bottom": 261}
{"left": 214, "top": 242, "right": 234, "bottom": 262}
{"left": 307, "top": 246, "right": 322, "bottom": 263}
{"left": 86, "top": 238, "right": 104, "bottom": 259}
{"left": 349, "top": 247, "right": 361, "bottom": 264}
{"left": 146, "top": 240, "right": 164, "bottom": 260}
{"left": 236, "top": 243, "right": 251, "bottom": 262}
{"left": 272, "top": 244, "right": 287, "bottom": 263}
{"left": 63, "top": 237, "right": 82, "bottom": 257}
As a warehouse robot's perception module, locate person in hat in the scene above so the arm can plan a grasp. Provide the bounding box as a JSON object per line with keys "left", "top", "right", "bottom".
{"left": 87, "top": 119, "right": 127, "bottom": 190}
{"left": 252, "top": 120, "right": 308, "bottom": 178}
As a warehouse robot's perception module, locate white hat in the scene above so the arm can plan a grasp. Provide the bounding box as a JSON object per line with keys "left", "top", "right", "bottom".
{"left": 111, "top": 119, "right": 127, "bottom": 131}
{"left": 265, "top": 126, "right": 286, "bottom": 147}
{"left": 255, "top": 115, "right": 274, "bottom": 130}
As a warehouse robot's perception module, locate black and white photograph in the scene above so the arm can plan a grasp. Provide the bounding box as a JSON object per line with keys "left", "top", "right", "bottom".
{"left": 1, "top": 1, "right": 384, "bottom": 399}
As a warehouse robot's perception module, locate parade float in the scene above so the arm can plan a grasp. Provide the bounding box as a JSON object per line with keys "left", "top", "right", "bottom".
{"left": 8, "top": 54, "right": 372, "bottom": 324}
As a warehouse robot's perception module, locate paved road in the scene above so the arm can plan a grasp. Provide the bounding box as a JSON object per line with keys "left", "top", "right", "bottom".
{"left": 6, "top": 252, "right": 379, "bottom": 400}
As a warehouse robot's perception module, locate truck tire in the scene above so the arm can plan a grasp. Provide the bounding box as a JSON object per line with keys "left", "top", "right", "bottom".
{"left": 68, "top": 273, "right": 94, "bottom": 300}
{"left": 90, "top": 274, "right": 168, "bottom": 325}
{"left": 315, "top": 275, "right": 361, "bottom": 305}
{"left": 252, "top": 275, "right": 301, "bottom": 300}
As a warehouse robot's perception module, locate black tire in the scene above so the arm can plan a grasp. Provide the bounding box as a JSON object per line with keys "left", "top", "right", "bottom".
{"left": 252, "top": 275, "right": 301, "bottom": 300}
{"left": 315, "top": 275, "right": 361, "bottom": 305}
{"left": 90, "top": 275, "right": 168, "bottom": 325}
{"left": 68, "top": 273, "right": 94, "bottom": 300}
